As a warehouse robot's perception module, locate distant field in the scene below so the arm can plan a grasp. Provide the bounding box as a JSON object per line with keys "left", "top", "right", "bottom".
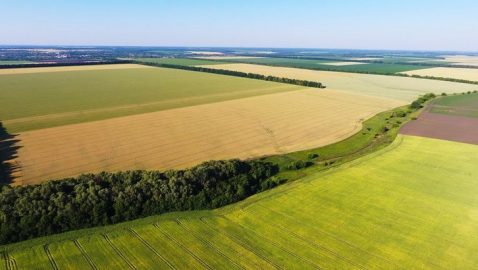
{"left": 4, "top": 135, "right": 478, "bottom": 269}
{"left": 219, "top": 57, "right": 428, "bottom": 73}
{"left": 401, "top": 93, "right": 478, "bottom": 145}
{"left": 0, "top": 63, "right": 147, "bottom": 75}
{"left": 199, "top": 63, "right": 478, "bottom": 102}
{"left": 11, "top": 89, "right": 401, "bottom": 184}
{"left": 442, "top": 55, "right": 478, "bottom": 66}
{"left": 401, "top": 67, "right": 478, "bottom": 82}
{"left": 135, "top": 57, "right": 225, "bottom": 66}
{"left": 431, "top": 93, "right": 478, "bottom": 117}
{"left": 0, "top": 65, "right": 302, "bottom": 132}
{"left": 0, "top": 60, "right": 35, "bottom": 65}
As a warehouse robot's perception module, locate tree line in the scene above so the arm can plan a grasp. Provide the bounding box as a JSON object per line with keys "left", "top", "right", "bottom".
{"left": 0, "top": 159, "right": 279, "bottom": 244}
{"left": 135, "top": 61, "right": 326, "bottom": 88}
{"left": 0, "top": 60, "right": 131, "bottom": 69}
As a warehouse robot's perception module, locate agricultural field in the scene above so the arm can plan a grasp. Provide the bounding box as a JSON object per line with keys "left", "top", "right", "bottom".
{"left": 440, "top": 55, "right": 478, "bottom": 66}
{"left": 0, "top": 60, "right": 35, "bottom": 65}
{"left": 401, "top": 93, "right": 478, "bottom": 144}
{"left": 135, "top": 57, "right": 226, "bottom": 66}
{"left": 211, "top": 56, "right": 429, "bottom": 73}
{"left": 3, "top": 134, "right": 478, "bottom": 269}
{"left": 430, "top": 92, "right": 478, "bottom": 117}
{"left": 400, "top": 67, "right": 478, "bottom": 82}
{"left": 12, "top": 89, "right": 401, "bottom": 184}
{"left": 0, "top": 64, "right": 302, "bottom": 132}
{"left": 198, "top": 63, "right": 478, "bottom": 102}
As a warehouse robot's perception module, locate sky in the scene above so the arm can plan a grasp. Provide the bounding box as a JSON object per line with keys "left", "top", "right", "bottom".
{"left": 1, "top": 0, "right": 477, "bottom": 51}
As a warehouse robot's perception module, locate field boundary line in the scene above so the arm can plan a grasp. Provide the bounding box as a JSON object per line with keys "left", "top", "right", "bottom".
{"left": 73, "top": 240, "right": 98, "bottom": 270}
{"left": 127, "top": 228, "right": 176, "bottom": 270}
{"left": 199, "top": 217, "right": 283, "bottom": 270}
{"left": 101, "top": 234, "right": 136, "bottom": 270}
{"left": 43, "top": 244, "right": 59, "bottom": 270}
{"left": 4, "top": 85, "right": 297, "bottom": 130}
{"left": 2, "top": 251, "right": 17, "bottom": 270}
{"left": 254, "top": 204, "right": 407, "bottom": 269}
{"left": 240, "top": 208, "right": 368, "bottom": 270}
{"left": 1, "top": 252, "right": 9, "bottom": 270}
{"left": 216, "top": 215, "right": 323, "bottom": 270}
{"left": 174, "top": 219, "right": 244, "bottom": 270}
{"left": 153, "top": 223, "right": 212, "bottom": 270}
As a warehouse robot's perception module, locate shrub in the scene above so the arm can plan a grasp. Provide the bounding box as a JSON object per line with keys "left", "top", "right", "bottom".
{"left": 410, "top": 101, "right": 422, "bottom": 109}
{"left": 308, "top": 153, "right": 319, "bottom": 160}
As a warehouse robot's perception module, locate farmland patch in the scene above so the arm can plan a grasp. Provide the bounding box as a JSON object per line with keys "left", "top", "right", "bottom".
{"left": 10, "top": 89, "right": 401, "bottom": 184}
{"left": 4, "top": 135, "right": 478, "bottom": 269}
{"left": 321, "top": 61, "right": 368, "bottom": 66}
{"left": 400, "top": 93, "right": 478, "bottom": 144}
{"left": 400, "top": 112, "right": 478, "bottom": 145}
{"left": 199, "top": 63, "right": 478, "bottom": 102}
{"left": 0, "top": 66, "right": 302, "bottom": 132}
{"left": 400, "top": 67, "right": 478, "bottom": 82}
{"left": 0, "top": 64, "right": 148, "bottom": 75}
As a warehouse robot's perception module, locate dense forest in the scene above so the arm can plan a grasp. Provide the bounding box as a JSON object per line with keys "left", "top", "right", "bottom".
{"left": 0, "top": 159, "right": 279, "bottom": 244}
{"left": 136, "top": 61, "right": 326, "bottom": 88}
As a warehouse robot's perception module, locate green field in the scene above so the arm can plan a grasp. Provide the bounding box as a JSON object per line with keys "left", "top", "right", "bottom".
{"left": 430, "top": 93, "right": 478, "bottom": 117}
{"left": 3, "top": 135, "right": 478, "bottom": 269}
{"left": 0, "top": 61, "right": 35, "bottom": 65}
{"left": 219, "top": 57, "right": 428, "bottom": 74}
{"left": 0, "top": 66, "right": 302, "bottom": 132}
{"left": 136, "top": 57, "right": 226, "bottom": 66}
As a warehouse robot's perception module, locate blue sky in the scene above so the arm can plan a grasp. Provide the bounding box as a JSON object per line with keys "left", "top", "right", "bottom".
{"left": 1, "top": 0, "right": 477, "bottom": 51}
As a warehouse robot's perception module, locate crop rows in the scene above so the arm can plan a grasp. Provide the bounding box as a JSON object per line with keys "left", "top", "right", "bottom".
{"left": 3, "top": 136, "right": 478, "bottom": 269}
{"left": 15, "top": 89, "right": 399, "bottom": 184}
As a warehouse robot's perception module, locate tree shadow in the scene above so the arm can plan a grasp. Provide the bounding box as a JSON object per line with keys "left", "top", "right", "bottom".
{"left": 0, "top": 122, "right": 21, "bottom": 185}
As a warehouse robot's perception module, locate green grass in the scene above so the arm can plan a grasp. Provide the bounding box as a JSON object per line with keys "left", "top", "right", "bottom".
{"left": 430, "top": 93, "right": 478, "bottom": 117}
{"left": 135, "top": 57, "right": 226, "bottom": 66}
{"left": 3, "top": 134, "right": 478, "bottom": 269}
{"left": 0, "top": 60, "right": 35, "bottom": 65}
{"left": 220, "top": 57, "right": 429, "bottom": 74}
{"left": 0, "top": 66, "right": 302, "bottom": 132}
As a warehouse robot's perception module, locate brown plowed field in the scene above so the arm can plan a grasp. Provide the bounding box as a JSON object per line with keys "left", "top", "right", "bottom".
{"left": 400, "top": 112, "right": 478, "bottom": 145}
{"left": 11, "top": 89, "right": 402, "bottom": 185}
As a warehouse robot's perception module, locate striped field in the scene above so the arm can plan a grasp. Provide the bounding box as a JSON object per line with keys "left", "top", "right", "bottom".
{"left": 3, "top": 135, "right": 478, "bottom": 269}
{"left": 199, "top": 63, "right": 478, "bottom": 102}
{"left": 11, "top": 89, "right": 402, "bottom": 184}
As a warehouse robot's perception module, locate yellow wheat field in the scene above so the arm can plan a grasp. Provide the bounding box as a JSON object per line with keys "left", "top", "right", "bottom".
{"left": 400, "top": 67, "right": 478, "bottom": 82}
{"left": 0, "top": 64, "right": 149, "bottom": 75}
{"left": 200, "top": 63, "right": 478, "bottom": 102}
{"left": 11, "top": 89, "right": 402, "bottom": 185}
{"left": 442, "top": 55, "right": 478, "bottom": 66}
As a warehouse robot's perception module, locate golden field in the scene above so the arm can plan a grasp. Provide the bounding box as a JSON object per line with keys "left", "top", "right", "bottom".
{"left": 400, "top": 67, "right": 478, "bottom": 82}
{"left": 10, "top": 89, "right": 402, "bottom": 185}
{"left": 200, "top": 63, "right": 478, "bottom": 102}
{"left": 0, "top": 64, "right": 149, "bottom": 75}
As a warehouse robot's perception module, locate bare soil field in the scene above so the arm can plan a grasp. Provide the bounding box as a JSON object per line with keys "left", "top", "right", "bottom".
{"left": 400, "top": 112, "right": 478, "bottom": 145}
{"left": 401, "top": 67, "right": 478, "bottom": 82}
{"left": 199, "top": 63, "right": 478, "bottom": 102}
{"left": 0, "top": 64, "right": 149, "bottom": 75}
{"left": 10, "top": 89, "right": 402, "bottom": 185}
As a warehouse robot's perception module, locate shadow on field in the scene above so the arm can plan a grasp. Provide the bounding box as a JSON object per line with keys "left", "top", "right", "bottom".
{"left": 0, "top": 122, "right": 21, "bottom": 185}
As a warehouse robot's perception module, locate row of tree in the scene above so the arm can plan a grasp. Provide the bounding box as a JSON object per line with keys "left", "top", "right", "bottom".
{"left": 0, "top": 60, "right": 131, "bottom": 69}
{"left": 0, "top": 159, "right": 279, "bottom": 244}
{"left": 136, "top": 61, "right": 326, "bottom": 88}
